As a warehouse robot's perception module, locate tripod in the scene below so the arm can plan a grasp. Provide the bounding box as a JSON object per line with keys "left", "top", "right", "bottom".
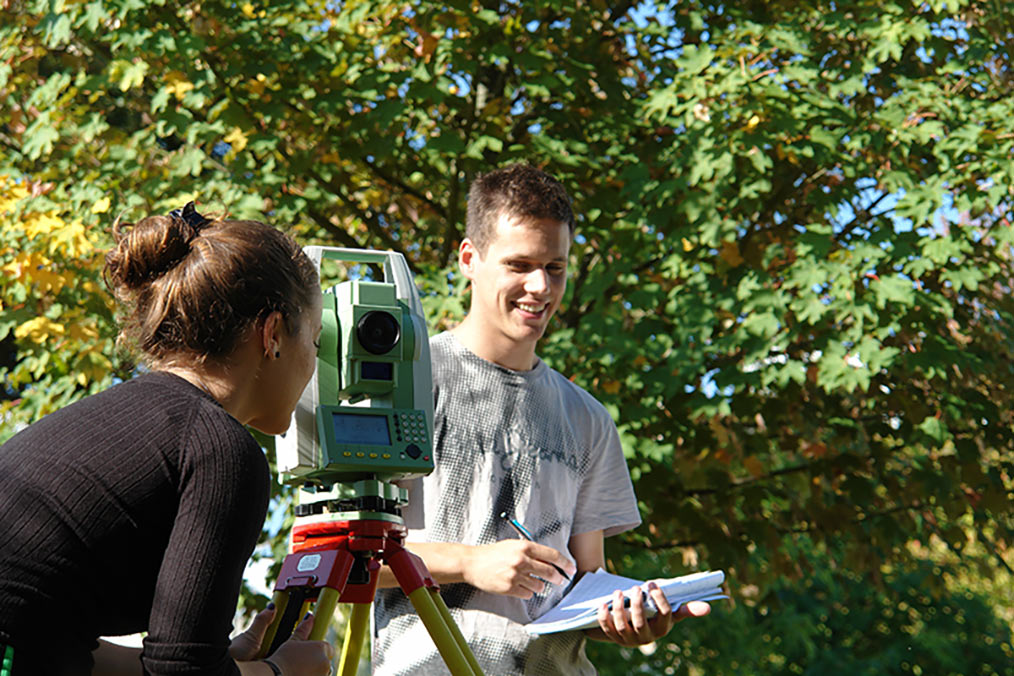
{"left": 257, "top": 480, "right": 484, "bottom": 676}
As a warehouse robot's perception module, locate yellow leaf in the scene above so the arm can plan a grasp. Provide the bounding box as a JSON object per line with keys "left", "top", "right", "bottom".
{"left": 743, "top": 455, "right": 765, "bottom": 478}
{"left": 14, "top": 317, "right": 66, "bottom": 344}
{"left": 0, "top": 179, "right": 29, "bottom": 213}
{"left": 3, "top": 251, "right": 72, "bottom": 294}
{"left": 92, "top": 196, "right": 111, "bottom": 214}
{"left": 719, "top": 240, "right": 744, "bottom": 267}
{"left": 746, "top": 114, "right": 761, "bottom": 130}
{"left": 24, "top": 213, "right": 65, "bottom": 239}
{"left": 248, "top": 76, "right": 267, "bottom": 96}
{"left": 682, "top": 237, "right": 693, "bottom": 252}
{"left": 68, "top": 321, "right": 100, "bottom": 342}
{"left": 601, "top": 380, "right": 622, "bottom": 395}
{"left": 241, "top": 2, "right": 255, "bottom": 17}
{"left": 51, "top": 221, "right": 95, "bottom": 258}
{"left": 165, "top": 70, "right": 194, "bottom": 100}
{"left": 223, "top": 127, "right": 249, "bottom": 155}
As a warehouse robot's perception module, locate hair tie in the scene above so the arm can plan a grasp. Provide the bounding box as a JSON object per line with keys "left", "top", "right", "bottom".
{"left": 167, "top": 201, "right": 210, "bottom": 240}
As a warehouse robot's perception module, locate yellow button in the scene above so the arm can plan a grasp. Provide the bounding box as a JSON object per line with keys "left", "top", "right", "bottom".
{"left": 382, "top": 454, "right": 391, "bottom": 459}
{"left": 369, "top": 453, "right": 378, "bottom": 458}
{"left": 356, "top": 452, "right": 365, "bottom": 457}
{"left": 343, "top": 451, "right": 352, "bottom": 457}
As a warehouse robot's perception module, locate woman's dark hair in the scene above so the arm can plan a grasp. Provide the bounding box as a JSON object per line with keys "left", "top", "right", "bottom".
{"left": 465, "top": 163, "right": 575, "bottom": 255}
{"left": 103, "top": 207, "right": 318, "bottom": 366}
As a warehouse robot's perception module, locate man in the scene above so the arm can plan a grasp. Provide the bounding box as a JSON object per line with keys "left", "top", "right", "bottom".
{"left": 373, "top": 164, "right": 709, "bottom": 675}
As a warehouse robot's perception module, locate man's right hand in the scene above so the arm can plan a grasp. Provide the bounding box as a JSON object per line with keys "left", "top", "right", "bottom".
{"left": 462, "top": 539, "right": 577, "bottom": 598}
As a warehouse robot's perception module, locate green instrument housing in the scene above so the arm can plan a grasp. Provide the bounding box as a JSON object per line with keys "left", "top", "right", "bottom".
{"left": 277, "top": 247, "right": 435, "bottom": 487}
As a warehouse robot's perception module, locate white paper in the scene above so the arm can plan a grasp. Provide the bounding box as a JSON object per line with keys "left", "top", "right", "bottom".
{"left": 525, "top": 568, "right": 726, "bottom": 635}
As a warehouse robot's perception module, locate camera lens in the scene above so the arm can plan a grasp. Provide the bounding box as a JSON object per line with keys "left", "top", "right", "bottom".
{"left": 356, "top": 310, "right": 400, "bottom": 354}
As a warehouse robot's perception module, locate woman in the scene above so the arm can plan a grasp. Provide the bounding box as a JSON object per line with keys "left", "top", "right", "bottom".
{"left": 0, "top": 204, "right": 333, "bottom": 675}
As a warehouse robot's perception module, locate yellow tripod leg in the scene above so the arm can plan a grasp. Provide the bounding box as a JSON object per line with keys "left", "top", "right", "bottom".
{"left": 407, "top": 587, "right": 481, "bottom": 676}
{"left": 337, "top": 602, "right": 371, "bottom": 676}
{"left": 309, "top": 587, "right": 342, "bottom": 641}
{"left": 257, "top": 590, "right": 290, "bottom": 659}
{"left": 430, "top": 589, "right": 484, "bottom": 676}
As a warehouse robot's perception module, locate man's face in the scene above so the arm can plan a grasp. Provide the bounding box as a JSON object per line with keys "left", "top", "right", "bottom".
{"left": 460, "top": 211, "right": 571, "bottom": 356}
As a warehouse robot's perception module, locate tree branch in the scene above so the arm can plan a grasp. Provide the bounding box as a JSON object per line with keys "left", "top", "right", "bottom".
{"left": 304, "top": 206, "right": 363, "bottom": 250}
{"left": 629, "top": 501, "right": 926, "bottom": 551}
{"left": 304, "top": 163, "right": 416, "bottom": 271}
{"left": 363, "top": 156, "right": 448, "bottom": 220}
{"left": 442, "top": 158, "right": 463, "bottom": 268}
{"left": 975, "top": 523, "right": 1014, "bottom": 575}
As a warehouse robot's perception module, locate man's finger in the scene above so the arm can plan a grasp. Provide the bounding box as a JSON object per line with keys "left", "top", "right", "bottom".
{"left": 627, "top": 586, "right": 649, "bottom": 634}
{"left": 515, "top": 573, "right": 546, "bottom": 598}
{"left": 525, "top": 542, "right": 577, "bottom": 578}
{"left": 528, "top": 560, "right": 568, "bottom": 586}
{"left": 646, "top": 581, "right": 671, "bottom": 615}
{"left": 674, "top": 600, "right": 711, "bottom": 621}
{"left": 597, "top": 601, "right": 619, "bottom": 640}
{"left": 610, "top": 590, "right": 629, "bottom": 632}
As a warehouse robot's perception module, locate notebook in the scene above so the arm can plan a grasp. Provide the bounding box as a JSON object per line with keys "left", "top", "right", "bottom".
{"left": 525, "top": 568, "right": 726, "bottom": 635}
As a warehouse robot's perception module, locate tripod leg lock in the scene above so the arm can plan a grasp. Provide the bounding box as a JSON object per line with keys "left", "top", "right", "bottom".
{"left": 386, "top": 547, "right": 437, "bottom": 595}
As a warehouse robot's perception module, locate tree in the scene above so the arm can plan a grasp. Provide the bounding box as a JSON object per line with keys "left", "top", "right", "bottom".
{"left": 2, "top": 0, "right": 1012, "bottom": 666}
{"left": 587, "top": 536, "right": 1014, "bottom": 675}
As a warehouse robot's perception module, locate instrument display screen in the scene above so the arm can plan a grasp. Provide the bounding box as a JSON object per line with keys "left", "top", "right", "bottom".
{"left": 332, "top": 412, "right": 391, "bottom": 446}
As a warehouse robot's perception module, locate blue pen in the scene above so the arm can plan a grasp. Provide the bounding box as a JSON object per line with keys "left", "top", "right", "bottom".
{"left": 499, "top": 511, "right": 572, "bottom": 581}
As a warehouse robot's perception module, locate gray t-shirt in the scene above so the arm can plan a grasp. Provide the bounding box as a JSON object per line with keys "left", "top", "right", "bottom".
{"left": 372, "top": 332, "right": 640, "bottom": 675}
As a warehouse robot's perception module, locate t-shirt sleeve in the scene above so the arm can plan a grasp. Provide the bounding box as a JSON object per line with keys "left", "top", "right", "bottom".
{"left": 140, "top": 406, "right": 269, "bottom": 676}
{"left": 571, "top": 401, "right": 641, "bottom": 538}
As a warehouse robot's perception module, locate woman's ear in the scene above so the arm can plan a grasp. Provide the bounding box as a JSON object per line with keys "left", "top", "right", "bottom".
{"left": 259, "top": 310, "right": 285, "bottom": 359}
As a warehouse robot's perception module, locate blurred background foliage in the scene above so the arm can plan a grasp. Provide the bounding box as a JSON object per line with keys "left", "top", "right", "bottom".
{"left": 2, "top": 0, "right": 1012, "bottom": 672}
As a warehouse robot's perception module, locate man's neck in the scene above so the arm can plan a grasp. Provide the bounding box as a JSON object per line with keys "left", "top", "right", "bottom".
{"left": 450, "top": 319, "right": 539, "bottom": 372}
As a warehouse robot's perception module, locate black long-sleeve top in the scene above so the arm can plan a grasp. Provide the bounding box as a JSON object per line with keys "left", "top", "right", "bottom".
{"left": 0, "top": 372, "right": 270, "bottom": 675}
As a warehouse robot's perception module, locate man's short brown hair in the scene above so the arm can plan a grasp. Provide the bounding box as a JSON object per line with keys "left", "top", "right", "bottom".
{"left": 465, "top": 164, "right": 575, "bottom": 255}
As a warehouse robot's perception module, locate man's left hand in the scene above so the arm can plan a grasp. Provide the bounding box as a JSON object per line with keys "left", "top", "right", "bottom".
{"left": 592, "top": 581, "right": 711, "bottom": 647}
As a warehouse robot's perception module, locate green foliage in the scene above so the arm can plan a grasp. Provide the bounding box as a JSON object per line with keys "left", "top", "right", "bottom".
{"left": 588, "top": 537, "right": 1014, "bottom": 675}
{"left": 2, "top": 0, "right": 1013, "bottom": 665}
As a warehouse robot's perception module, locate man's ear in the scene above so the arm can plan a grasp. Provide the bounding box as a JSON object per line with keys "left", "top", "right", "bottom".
{"left": 459, "top": 238, "right": 480, "bottom": 280}
{"left": 259, "top": 310, "right": 285, "bottom": 359}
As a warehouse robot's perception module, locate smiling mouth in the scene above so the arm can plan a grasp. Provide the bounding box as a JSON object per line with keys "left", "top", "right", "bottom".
{"left": 515, "top": 301, "right": 548, "bottom": 315}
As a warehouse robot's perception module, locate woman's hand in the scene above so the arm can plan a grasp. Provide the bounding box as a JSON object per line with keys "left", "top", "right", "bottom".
{"left": 230, "top": 605, "right": 278, "bottom": 661}
{"left": 266, "top": 614, "right": 334, "bottom": 675}
{"left": 232, "top": 607, "right": 334, "bottom": 675}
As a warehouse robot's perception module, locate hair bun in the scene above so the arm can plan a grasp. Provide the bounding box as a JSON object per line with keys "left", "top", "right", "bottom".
{"left": 104, "top": 214, "right": 202, "bottom": 293}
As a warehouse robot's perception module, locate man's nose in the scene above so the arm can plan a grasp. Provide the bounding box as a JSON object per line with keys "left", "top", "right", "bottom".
{"left": 524, "top": 268, "right": 551, "bottom": 295}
